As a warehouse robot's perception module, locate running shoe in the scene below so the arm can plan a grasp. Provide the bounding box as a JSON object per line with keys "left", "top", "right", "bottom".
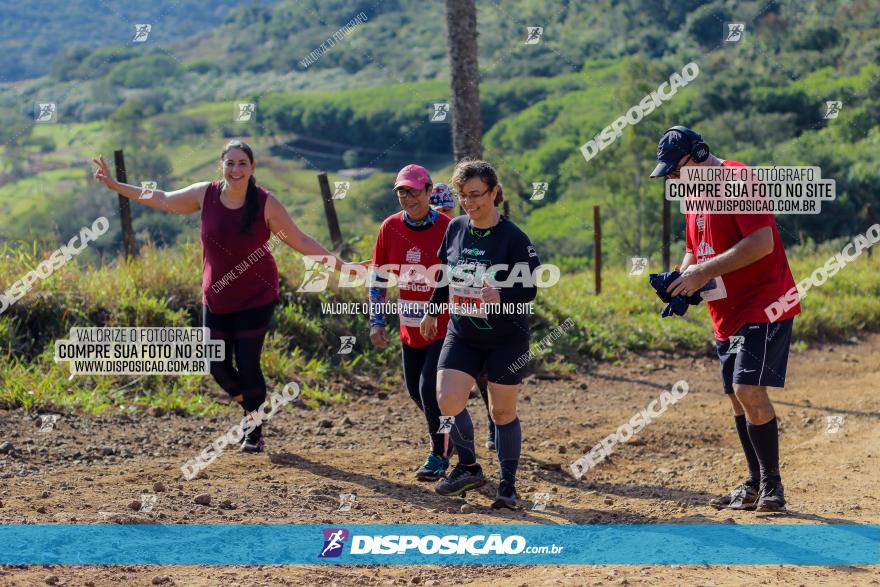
{"left": 435, "top": 464, "right": 486, "bottom": 496}
{"left": 415, "top": 453, "right": 450, "bottom": 481}
{"left": 491, "top": 480, "right": 521, "bottom": 510}
{"left": 241, "top": 425, "right": 264, "bottom": 453}
{"left": 756, "top": 477, "right": 786, "bottom": 512}
{"left": 709, "top": 480, "right": 759, "bottom": 510}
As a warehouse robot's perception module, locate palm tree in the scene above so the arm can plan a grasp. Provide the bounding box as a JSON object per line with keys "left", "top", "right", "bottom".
{"left": 444, "top": 0, "right": 483, "bottom": 162}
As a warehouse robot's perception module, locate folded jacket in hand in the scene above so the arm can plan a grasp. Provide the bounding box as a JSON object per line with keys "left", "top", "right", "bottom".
{"left": 648, "top": 271, "right": 715, "bottom": 317}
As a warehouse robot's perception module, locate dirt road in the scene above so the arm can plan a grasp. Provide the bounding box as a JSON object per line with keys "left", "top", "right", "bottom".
{"left": 1, "top": 334, "right": 878, "bottom": 586}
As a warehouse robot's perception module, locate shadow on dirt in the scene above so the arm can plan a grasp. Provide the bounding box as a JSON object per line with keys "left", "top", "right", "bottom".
{"left": 269, "top": 451, "right": 664, "bottom": 523}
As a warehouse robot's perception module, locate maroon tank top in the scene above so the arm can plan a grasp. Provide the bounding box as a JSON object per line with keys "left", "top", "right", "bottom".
{"left": 200, "top": 180, "right": 280, "bottom": 313}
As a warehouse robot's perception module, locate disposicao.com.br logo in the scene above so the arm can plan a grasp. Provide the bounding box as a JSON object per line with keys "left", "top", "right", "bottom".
{"left": 318, "top": 528, "right": 563, "bottom": 558}
{"left": 319, "top": 528, "right": 349, "bottom": 558}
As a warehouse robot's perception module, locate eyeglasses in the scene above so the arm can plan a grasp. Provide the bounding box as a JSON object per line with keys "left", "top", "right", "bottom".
{"left": 395, "top": 188, "right": 425, "bottom": 200}
{"left": 457, "top": 188, "right": 492, "bottom": 202}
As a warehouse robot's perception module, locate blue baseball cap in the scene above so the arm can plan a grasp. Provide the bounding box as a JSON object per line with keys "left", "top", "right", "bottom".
{"left": 430, "top": 183, "right": 455, "bottom": 210}
{"left": 650, "top": 130, "right": 691, "bottom": 178}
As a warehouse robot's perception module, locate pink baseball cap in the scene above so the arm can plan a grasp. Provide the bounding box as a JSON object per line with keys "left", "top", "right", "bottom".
{"left": 393, "top": 164, "right": 432, "bottom": 190}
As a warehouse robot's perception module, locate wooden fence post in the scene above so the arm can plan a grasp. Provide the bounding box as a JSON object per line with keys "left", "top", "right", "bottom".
{"left": 317, "top": 173, "right": 344, "bottom": 251}
{"left": 593, "top": 205, "right": 601, "bottom": 295}
{"left": 113, "top": 150, "right": 136, "bottom": 260}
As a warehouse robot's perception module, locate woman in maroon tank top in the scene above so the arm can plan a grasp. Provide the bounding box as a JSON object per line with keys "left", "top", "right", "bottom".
{"left": 94, "top": 141, "right": 348, "bottom": 453}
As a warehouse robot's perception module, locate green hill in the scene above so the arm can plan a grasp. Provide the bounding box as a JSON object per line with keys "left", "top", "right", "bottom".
{"left": 2, "top": 0, "right": 878, "bottom": 262}
{"left": 0, "top": 0, "right": 261, "bottom": 81}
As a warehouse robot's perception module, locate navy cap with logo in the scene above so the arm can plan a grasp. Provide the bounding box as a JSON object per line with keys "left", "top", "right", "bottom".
{"left": 649, "top": 130, "right": 691, "bottom": 178}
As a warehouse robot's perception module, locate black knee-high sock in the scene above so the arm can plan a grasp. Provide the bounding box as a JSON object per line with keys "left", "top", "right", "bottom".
{"left": 495, "top": 418, "right": 521, "bottom": 485}
{"left": 418, "top": 342, "right": 447, "bottom": 458}
{"left": 449, "top": 408, "right": 476, "bottom": 465}
{"left": 424, "top": 408, "right": 448, "bottom": 458}
{"left": 734, "top": 415, "right": 761, "bottom": 484}
{"left": 746, "top": 417, "right": 780, "bottom": 482}
{"left": 428, "top": 417, "right": 449, "bottom": 458}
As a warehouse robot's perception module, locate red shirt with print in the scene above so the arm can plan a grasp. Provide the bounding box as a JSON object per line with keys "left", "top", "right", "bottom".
{"left": 684, "top": 160, "right": 800, "bottom": 341}
{"left": 372, "top": 211, "right": 451, "bottom": 348}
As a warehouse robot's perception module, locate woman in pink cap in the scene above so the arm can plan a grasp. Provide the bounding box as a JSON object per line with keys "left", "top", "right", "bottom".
{"left": 368, "top": 164, "right": 456, "bottom": 480}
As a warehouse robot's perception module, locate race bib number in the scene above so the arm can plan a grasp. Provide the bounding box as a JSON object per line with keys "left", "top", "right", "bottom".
{"left": 398, "top": 300, "right": 428, "bottom": 327}
{"left": 449, "top": 284, "right": 487, "bottom": 318}
{"left": 700, "top": 276, "right": 728, "bottom": 302}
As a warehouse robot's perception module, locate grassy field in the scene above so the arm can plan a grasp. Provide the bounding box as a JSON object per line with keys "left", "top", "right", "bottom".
{"left": 1, "top": 235, "right": 878, "bottom": 416}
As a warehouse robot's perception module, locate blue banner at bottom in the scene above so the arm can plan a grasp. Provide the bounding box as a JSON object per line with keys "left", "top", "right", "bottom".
{"left": 0, "top": 524, "right": 877, "bottom": 565}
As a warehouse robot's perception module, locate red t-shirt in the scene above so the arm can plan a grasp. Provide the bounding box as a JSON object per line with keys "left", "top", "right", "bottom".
{"left": 372, "top": 211, "right": 451, "bottom": 348}
{"left": 685, "top": 160, "right": 800, "bottom": 341}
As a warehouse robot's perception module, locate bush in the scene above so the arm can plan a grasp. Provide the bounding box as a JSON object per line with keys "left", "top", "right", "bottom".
{"left": 107, "top": 54, "right": 182, "bottom": 89}
{"left": 29, "top": 136, "right": 56, "bottom": 154}
{"left": 152, "top": 115, "right": 210, "bottom": 144}
{"left": 78, "top": 102, "right": 117, "bottom": 122}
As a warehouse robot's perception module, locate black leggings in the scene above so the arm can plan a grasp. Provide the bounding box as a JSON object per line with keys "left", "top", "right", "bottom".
{"left": 202, "top": 301, "right": 276, "bottom": 413}
{"left": 402, "top": 339, "right": 448, "bottom": 457}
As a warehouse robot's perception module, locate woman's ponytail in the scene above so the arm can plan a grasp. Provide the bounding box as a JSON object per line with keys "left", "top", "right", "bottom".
{"left": 241, "top": 175, "right": 259, "bottom": 234}
{"left": 494, "top": 184, "right": 504, "bottom": 206}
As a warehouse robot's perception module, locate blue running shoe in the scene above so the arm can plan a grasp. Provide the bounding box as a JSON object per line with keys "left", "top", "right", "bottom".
{"left": 415, "top": 453, "right": 449, "bottom": 481}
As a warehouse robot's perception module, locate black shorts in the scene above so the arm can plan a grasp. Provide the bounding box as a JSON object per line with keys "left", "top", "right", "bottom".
{"left": 438, "top": 332, "right": 530, "bottom": 385}
{"left": 715, "top": 318, "right": 794, "bottom": 394}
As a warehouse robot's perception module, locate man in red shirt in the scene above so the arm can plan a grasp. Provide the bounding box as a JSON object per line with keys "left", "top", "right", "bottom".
{"left": 650, "top": 126, "right": 800, "bottom": 512}
{"left": 369, "top": 164, "right": 453, "bottom": 481}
